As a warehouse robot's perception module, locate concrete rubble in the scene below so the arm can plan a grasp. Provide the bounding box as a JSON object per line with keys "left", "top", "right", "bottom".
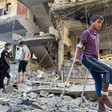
{"left": 0, "top": 62, "right": 112, "bottom": 112}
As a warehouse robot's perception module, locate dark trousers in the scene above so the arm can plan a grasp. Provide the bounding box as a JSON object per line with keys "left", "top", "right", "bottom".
{"left": 0, "top": 64, "right": 10, "bottom": 88}
{"left": 0, "top": 71, "right": 3, "bottom": 88}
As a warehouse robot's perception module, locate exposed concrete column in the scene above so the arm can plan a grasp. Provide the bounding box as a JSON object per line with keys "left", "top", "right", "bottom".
{"left": 58, "top": 21, "right": 64, "bottom": 81}
{"left": 12, "top": 44, "right": 16, "bottom": 60}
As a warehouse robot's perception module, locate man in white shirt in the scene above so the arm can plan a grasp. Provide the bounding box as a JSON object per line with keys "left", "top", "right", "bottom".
{"left": 18, "top": 41, "right": 31, "bottom": 83}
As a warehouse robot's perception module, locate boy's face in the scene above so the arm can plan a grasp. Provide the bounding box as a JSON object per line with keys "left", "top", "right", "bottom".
{"left": 91, "top": 19, "right": 103, "bottom": 30}
{"left": 20, "top": 44, "right": 24, "bottom": 47}
{"left": 6, "top": 45, "right": 11, "bottom": 50}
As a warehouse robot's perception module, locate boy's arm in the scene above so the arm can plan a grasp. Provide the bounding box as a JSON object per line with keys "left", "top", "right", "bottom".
{"left": 4, "top": 56, "right": 10, "bottom": 67}
{"left": 75, "top": 42, "right": 84, "bottom": 65}
{"left": 23, "top": 49, "right": 26, "bottom": 61}
{"left": 28, "top": 52, "right": 31, "bottom": 61}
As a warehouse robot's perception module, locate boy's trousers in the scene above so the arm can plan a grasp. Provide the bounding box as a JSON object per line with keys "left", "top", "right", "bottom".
{"left": 82, "top": 57, "right": 112, "bottom": 96}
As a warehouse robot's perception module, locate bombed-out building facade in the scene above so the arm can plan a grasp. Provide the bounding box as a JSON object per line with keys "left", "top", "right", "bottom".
{"left": 0, "top": 0, "right": 112, "bottom": 80}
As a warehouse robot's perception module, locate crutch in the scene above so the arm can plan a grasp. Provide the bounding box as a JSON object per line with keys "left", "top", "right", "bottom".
{"left": 56, "top": 48, "right": 78, "bottom": 110}
{"left": 79, "top": 69, "right": 89, "bottom": 107}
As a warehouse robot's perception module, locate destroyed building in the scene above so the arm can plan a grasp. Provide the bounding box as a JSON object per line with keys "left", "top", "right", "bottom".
{"left": 0, "top": 0, "right": 56, "bottom": 69}
{"left": 0, "top": 0, "right": 110, "bottom": 80}
{"left": 0, "top": 0, "right": 112, "bottom": 84}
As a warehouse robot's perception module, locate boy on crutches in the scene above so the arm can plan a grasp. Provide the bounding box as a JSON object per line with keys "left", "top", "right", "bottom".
{"left": 75, "top": 15, "right": 112, "bottom": 112}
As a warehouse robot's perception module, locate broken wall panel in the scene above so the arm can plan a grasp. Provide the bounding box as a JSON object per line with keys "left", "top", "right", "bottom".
{"left": 17, "top": 1, "right": 27, "bottom": 18}
{"left": 29, "top": 46, "right": 54, "bottom": 69}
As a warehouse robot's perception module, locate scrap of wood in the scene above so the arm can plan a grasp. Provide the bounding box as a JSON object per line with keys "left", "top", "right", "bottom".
{"left": 101, "top": 54, "right": 112, "bottom": 58}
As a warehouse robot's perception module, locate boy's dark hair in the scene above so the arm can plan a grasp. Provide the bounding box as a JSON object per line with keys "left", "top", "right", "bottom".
{"left": 20, "top": 41, "right": 25, "bottom": 45}
{"left": 5, "top": 43, "right": 11, "bottom": 47}
{"left": 90, "top": 15, "right": 104, "bottom": 25}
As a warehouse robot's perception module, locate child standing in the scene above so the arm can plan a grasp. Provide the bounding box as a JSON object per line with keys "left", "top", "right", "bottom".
{"left": 75, "top": 15, "right": 112, "bottom": 112}
{"left": 18, "top": 41, "right": 31, "bottom": 83}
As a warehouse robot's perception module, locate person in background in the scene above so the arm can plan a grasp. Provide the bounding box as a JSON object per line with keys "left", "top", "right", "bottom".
{"left": 0, "top": 43, "right": 11, "bottom": 89}
{"left": 18, "top": 41, "right": 31, "bottom": 83}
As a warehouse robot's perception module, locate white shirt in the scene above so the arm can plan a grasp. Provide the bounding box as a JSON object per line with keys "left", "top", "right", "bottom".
{"left": 20, "top": 46, "right": 29, "bottom": 60}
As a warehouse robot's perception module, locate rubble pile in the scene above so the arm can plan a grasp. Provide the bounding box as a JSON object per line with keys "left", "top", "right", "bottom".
{"left": 0, "top": 63, "right": 112, "bottom": 112}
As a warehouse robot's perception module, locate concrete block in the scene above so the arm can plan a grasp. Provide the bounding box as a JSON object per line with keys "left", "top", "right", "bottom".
{"left": 57, "top": 83, "right": 65, "bottom": 88}
{"left": 40, "top": 90, "right": 49, "bottom": 97}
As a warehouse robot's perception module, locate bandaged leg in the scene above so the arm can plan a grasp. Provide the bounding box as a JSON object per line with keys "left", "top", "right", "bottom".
{"left": 101, "top": 83, "right": 112, "bottom": 109}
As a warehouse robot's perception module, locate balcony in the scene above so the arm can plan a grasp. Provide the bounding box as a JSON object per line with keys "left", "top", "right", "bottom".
{"left": 0, "top": 1, "right": 38, "bottom": 43}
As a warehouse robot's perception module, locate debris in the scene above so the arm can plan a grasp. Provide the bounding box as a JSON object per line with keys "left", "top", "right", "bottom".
{"left": 57, "top": 83, "right": 65, "bottom": 88}
{"left": 17, "top": 83, "right": 32, "bottom": 92}
{"left": 20, "top": 99, "right": 35, "bottom": 106}
{"left": 0, "top": 105, "right": 10, "bottom": 112}
{"left": 28, "top": 92, "right": 37, "bottom": 99}
{"left": 63, "top": 95, "right": 73, "bottom": 101}
{"left": 32, "top": 103, "right": 44, "bottom": 110}
{"left": 5, "top": 85, "right": 14, "bottom": 93}
{"left": 48, "top": 94, "right": 54, "bottom": 98}
{"left": 7, "top": 106, "right": 22, "bottom": 112}
{"left": 0, "top": 98, "right": 10, "bottom": 105}
{"left": 40, "top": 90, "right": 49, "bottom": 98}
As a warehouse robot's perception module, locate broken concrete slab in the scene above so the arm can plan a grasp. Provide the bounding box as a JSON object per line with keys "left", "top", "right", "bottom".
{"left": 57, "top": 83, "right": 65, "bottom": 88}
{"left": 32, "top": 81, "right": 51, "bottom": 87}
{"left": 48, "top": 94, "right": 54, "bottom": 98}
{"left": 32, "top": 103, "right": 43, "bottom": 110}
{"left": 5, "top": 85, "right": 14, "bottom": 93}
{"left": 31, "top": 87, "right": 69, "bottom": 94}
{"left": 0, "top": 98, "right": 10, "bottom": 105}
{"left": 40, "top": 90, "right": 49, "bottom": 98}
{"left": 17, "top": 83, "right": 32, "bottom": 93}
{"left": 30, "top": 85, "right": 97, "bottom": 98}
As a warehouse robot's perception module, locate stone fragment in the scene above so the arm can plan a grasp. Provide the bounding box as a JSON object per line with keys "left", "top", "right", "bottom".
{"left": 28, "top": 92, "right": 37, "bottom": 98}
{"left": 63, "top": 95, "right": 73, "bottom": 101}
{"left": 48, "top": 94, "right": 54, "bottom": 98}
{"left": 40, "top": 90, "right": 49, "bottom": 97}
{"left": 0, "top": 98, "right": 10, "bottom": 105}
{"left": 57, "top": 83, "right": 65, "bottom": 88}
{"left": 32, "top": 103, "right": 43, "bottom": 110}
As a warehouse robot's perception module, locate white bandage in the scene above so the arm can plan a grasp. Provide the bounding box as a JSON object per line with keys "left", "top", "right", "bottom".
{"left": 76, "top": 43, "right": 85, "bottom": 50}
{"left": 101, "top": 91, "right": 108, "bottom": 96}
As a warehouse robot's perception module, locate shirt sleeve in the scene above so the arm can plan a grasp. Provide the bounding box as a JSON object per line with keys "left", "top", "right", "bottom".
{"left": 22, "top": 47, "right": 25, "bottom": 51}
{"left": 80, "top": 30, "right": 89, "bottom": 43}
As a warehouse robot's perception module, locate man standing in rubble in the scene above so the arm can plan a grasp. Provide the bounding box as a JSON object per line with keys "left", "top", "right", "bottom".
{"left": 0, "top": 43, "right": 11, "bottom": 89}
{"left": 75, "top": 15, "right": 112, "bottom": 111}
{"left": 18, "top": 41, "right": 31, "bottom": 83}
